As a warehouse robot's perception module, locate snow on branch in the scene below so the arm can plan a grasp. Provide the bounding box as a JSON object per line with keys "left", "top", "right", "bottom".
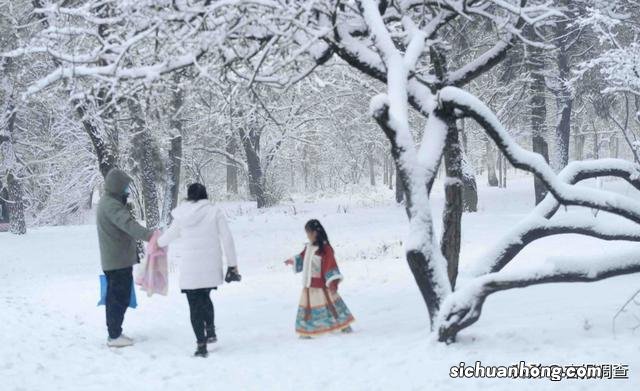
{"left": 438, "top": 248, "right": 640, "bottom": 343}
{"left": 468, "top": 159, "right": 640, "bottom": 276}
{"left": 23, "top": 50, "right": 206, "bottom": 95}
{"left": 7, "top": 0, "right": 326, "bottom": 96}
{"left": 433, "top": 88, "right": 640, "bottom": 342}
{"left": 489, "top": 0, "right": 563, "bottom": 25}
{"left": 193, "top": 147, "right": 248, "bottom": 171}
{"left": 444, "top": 0, "right": 560, "bottom": 86}
{"left": 439, "top": 86, "right": 640, "bottom": 225}
{"left": 447, "top": 38, "right": 513, "bottom": 86}
{"left": 359, "top": 0, "right": 420, "bottom": 177}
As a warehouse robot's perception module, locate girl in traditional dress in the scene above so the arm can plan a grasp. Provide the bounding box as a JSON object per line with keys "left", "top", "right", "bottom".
{"left": 284, "top": 219, "right": 355, "bottom": 338}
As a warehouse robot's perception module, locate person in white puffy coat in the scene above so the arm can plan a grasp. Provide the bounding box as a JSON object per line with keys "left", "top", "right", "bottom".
{"left": 158, "top": 183, "right": 239, "bottom": 357}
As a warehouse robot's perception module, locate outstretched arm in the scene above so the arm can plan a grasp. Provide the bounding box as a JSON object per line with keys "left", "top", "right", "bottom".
{"left": 285, "top": 248, "right": 305, "bottom": 273}
{"left": 157, "top": 222, "right": 180, "bottom": 248}
{"left": 107, "top": 200, "right": 153, "bottom": 241}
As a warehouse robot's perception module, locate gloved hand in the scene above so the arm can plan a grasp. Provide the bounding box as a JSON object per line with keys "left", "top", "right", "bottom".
{"left": 284, "top": 259, "right": 294, "bottom": 266}
{"left": 225, "top": 266, "right": 241, "bottom": 283}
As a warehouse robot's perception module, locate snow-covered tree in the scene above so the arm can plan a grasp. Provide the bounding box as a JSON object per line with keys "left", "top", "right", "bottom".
{"left": 290, "top": 0, "right": 640, "bottom": 341}
{"left": 291, "top": 0, "right": 564, "bottom": 319}
{"left": 575, "top": 1, "right": 640, "bottom": 163}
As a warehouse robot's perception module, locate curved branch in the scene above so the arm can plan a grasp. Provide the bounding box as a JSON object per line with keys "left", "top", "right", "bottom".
{"left": 194, "top": 147, "right": 247, "bottom": 171}
{"left": 446, "top": 0, "right": 532, "bottom": 86}
{"left": 439, "top": 86, "right": 640, "bottom": 225}
{"left": 467, "top": 159, "right": 640, "bottom": 275}
{"left": 477, "top": 216, "right": 640, "bottom": 275}
{"left": 438, "top": 250, "right": 640, "bottom": 343}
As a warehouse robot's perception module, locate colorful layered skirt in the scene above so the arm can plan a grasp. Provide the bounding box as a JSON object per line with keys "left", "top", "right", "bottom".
{"left": 295, "top": 287, "right": 355, "bottom": 336}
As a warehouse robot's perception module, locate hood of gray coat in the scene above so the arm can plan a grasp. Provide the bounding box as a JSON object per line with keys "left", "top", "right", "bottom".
{"left": 104, "top": 169, "right": 132, "bottom": 196}
{"left": 171, "top": 200, "right": 213, "bottom": 227}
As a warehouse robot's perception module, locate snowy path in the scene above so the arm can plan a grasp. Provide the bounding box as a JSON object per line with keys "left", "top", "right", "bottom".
{"left": 1, "top": 178, "right": 639, "bottom": 390}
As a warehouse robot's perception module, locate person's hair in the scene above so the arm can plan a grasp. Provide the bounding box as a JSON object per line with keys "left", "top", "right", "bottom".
{"left": 305, "top": 219, "right": 330, "bottom": 253}
{"left": 187, "top": 183, "right": 208, "bottom": 201}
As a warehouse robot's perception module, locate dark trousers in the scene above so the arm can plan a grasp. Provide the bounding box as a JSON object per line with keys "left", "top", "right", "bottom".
{"left": 104, "top": 267, "right": 133, "bottom": 339}
{"left": 185, "top": 288, "right": 215, "bottom": 343}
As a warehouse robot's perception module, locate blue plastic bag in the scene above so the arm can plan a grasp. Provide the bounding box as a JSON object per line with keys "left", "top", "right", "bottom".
{"left": 97, "top": 275, "right": 138, "bottom": 309}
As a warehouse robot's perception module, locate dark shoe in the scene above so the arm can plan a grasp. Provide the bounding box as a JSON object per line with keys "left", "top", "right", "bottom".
{"left": 194, "top": 343, "right": 208, "bottom": 358}
{"left": 341, "top": 326, "right": 353, "bottom": 334}
{"left": 207, "top": 335, "right": 217, "bottom": 344}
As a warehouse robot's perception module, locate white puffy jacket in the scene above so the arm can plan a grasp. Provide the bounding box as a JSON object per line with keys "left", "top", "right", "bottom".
{"left": 157, "top": 200, "right": 238, "bottom": 290}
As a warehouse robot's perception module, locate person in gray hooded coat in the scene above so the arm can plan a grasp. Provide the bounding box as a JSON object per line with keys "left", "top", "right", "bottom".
{"left": 97, "top": 168, "right": 154, "bottom": 347}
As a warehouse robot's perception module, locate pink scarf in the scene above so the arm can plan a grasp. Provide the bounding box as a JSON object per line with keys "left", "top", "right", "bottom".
{"left": 135, "top": 230, "right": 169, "bottom": 297}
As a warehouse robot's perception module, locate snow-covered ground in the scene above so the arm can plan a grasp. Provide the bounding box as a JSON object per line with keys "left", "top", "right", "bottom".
{"left": 1, "top": 176, "right": 639, "bottom": 391}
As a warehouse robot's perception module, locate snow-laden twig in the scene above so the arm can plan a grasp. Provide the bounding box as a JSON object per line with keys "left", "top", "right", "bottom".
{"left": 613, "top": 288, "right": 640, "bottom": 336}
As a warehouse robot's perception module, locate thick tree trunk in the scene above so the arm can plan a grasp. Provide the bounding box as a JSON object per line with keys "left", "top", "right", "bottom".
{"left": 486, "top": 138, "right": 499, "bottom": 187}
{"left": 395, "top": 166, "right": 404, "bottom": 203}
{"left": 0, "top": 186, "right": 9, "bottom": 222}
{"left": 133, "top": 130, "right": 161, "bottom": 228}
{"left": 440, "top": 111, "right": 463, "bottom": 289}
{"left": 129, "top": 97, "right": 160, "bottom": 228}
{"left": 1, "top": 99, "right": 26, "bottom": 235}
{"left": 6, "top": 172, "right": 26, "bottom": 235}
{"left": 462, "top": 176, "right": 478, "bottom": 212}
{"left": 162, "top": 135, "right": 182, "bottom": 224}
{"left": 162, "top": 74, "right": 184, "bottom": 224}
{"left": 373, "top": 104, "right": 449, "bottom": 329}
{"left": 552, "top": 11, "right": 573, "bottom": 171}
{"left": 528, "top": 44, "right": 549, "bottom": 204}
{"left": 611, "top": 135, "right": 619, "bottom": 158}
{"left": 302, "top": 147, "right": 309, "bottom": 192}
{"left": 86, "top": 187, "right": 94, "bottom": 209}
{"left": 501, "top": 156, "right": 507, "bottom": 188}
{"left": 240, "top": 127, "right": 267, "bottom": 208}
{"left": 532, "top": 133, "right": 549, "bottom": 203}
{"left": 458, "top": 117, "right": 478, "bottom": 212}
{"left": 368, "top": 153, "right": 376, "bottom": 186}
{"left": 383, "top": 156, "right": 389, "bottom": 186}
{"left": 388, "top": 157, "right": 393, "bottom": 189}
{"left": 574, "top": 133, "right": 584, "bottom": 160}
{"left": 554, "top": 98, "right": 572, "bottom": 169}
{"left": 497, "top": 154, "right": 504, "bottom": 188}
{"left": 75, "top": 104, "right": 117, "bottom": 178}
{"left": 461, "top": 156, "right": 478, "bottom": 212}
{"left": 226, "top": 135, "right": 238, "bottom": 194}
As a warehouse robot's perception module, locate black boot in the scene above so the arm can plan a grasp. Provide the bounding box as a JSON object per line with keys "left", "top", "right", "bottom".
{"left": 205, "top": 326, "right": 217, "bottom": 344}
{"left": 194, "top": 342, "right": 208, "bottom": 358}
